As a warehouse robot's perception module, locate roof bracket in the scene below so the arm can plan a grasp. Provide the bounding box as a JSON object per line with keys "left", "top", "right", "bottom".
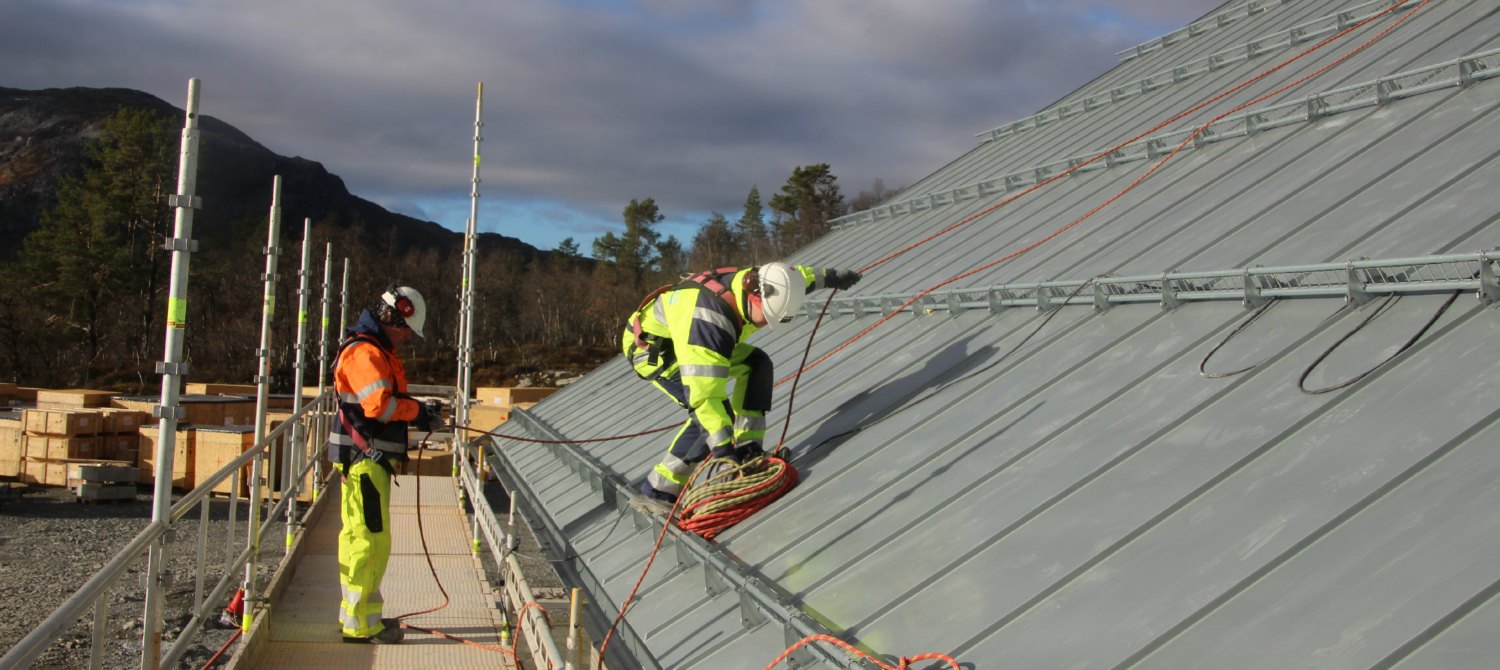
{"left": 1243, "top": 268, "right": 1268, "bottom": 308}
{"left": 885, "top": 297, "right": 905, "bottom": 317}
{"left": 1161, "top": 273, "right": 1183, "bottom": 311}
{"left": 1346, "top": 260, "right": 1374, "bottom": 306}
{"left": 1478, "top": 252, "right": 1500, "bottom": 306}
{"left": 849, "top": 299, "right": 866, "bottom": 319}
{"left": 782, "top": 621, "right": 820, "bottom": 668}
{"left": 628, "top": 505, "right": 652, "bottom": 532}
{"left": 674, "top": 536, "right": 699, "bottom": 570}
{"left": 703, "top": 564, "right": 728, "bottom": 598}
{"left": 1460, "top": 57, "right": 1488, "bottom": 87}
{"left": 988, "top": 289, "right": 1003, "bottom": 314}
{"left": 1093, "top": 282, "right": 1113, "bottom": 313}
{"left": 738, "top": 587, "right": 769, "bottom": 630}
{"left": 1035, "top": 283, "right": 1055, "bottom": 313}
{"left": 948, "top": 293, "right": 965, "bottom": 317}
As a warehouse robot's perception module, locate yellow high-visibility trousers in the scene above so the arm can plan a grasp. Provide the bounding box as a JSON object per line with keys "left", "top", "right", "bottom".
{"left": 338, "top": 459, "right": 392, "bottom": 637}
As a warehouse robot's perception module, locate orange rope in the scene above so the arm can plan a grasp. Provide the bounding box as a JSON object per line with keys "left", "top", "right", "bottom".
{"left": 400, "top": 622, "right": 525, "bottom": 662}
{"left": 675, "top": 457, "right": 800, "bottom": 540}
{"left": 595, "top": 459, "right": 711, "bottom": 669}
{"left": 764, "top": 634, "right": 960, "bottom": 670}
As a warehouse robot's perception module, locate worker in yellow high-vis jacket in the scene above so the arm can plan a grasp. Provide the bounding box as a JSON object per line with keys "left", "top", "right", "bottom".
{"left": 325, "top": 285, "right": 438, "bottom": 644}
{"left": 622, "top": 262, "right": 861, "bottom": 514}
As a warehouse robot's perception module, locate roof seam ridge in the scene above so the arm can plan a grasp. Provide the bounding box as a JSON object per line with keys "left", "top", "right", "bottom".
{"left": 1115, "top": 304, "right": 1491, "bottom": 669}
{"left": 976, "top": 0, "right": 1390, "bottom": 143}
{"left": 834, "top": 47, "right": 1500, "bottom": 230}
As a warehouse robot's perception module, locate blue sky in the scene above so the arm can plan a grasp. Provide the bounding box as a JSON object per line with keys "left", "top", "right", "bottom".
{"left": 0, "top": 0, "right": 1226, "bottom": 253}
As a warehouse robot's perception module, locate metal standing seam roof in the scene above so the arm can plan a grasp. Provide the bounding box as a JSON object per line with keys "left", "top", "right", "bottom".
{"left": 486, "top": 0, "right": 1500, "bottom": 667}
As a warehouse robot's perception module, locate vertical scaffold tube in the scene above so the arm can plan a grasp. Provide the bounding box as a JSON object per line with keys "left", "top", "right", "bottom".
{"left": 463, "top": 83, "right": 484, "bottom": 553}
{"left": 243, "top": 175, "right": 283, "bottom": 633}
{"left": 141, "top": 78, "right": 202, "bottom": 670}
{"left": 288, "top": 218, "right": 314, "bottom": 548}
{"left": 314, "top": 243, "right": 334, "bottom": 501}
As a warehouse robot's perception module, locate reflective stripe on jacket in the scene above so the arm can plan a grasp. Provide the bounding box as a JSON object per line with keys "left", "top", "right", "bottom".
{"left": 624, "top": 265, "right": 824, "bottom": 450}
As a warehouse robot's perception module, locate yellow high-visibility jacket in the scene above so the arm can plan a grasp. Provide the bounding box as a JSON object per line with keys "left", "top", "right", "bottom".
{"left": 624, "top": 265, "right": 828, "bottom": 449}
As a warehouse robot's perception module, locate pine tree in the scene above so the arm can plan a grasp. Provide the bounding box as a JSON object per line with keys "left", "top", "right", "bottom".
{"left": 689, "top": 212, "right": 741, "bottom": 269}
{"left": 592, "top": 197, "right": 663, "bottom": 287}
{"left": 736, "top": 186, "right": 772, "bottom": 262}
{"left": 17, "top": 108, "right": 174, "bottom": 385}
{"left": 770, "top": 163, "right": 846, "bottom": 253}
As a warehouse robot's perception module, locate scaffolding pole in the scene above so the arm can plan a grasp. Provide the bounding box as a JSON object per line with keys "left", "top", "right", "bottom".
{"left": 314, "top": 243, "right": 334, "bottom": 501}
{"left": 243, "top": 175, "right": 284, "bottom": 633}
{"left": 141, "top": 76, "right": 203, "bottom": 670}
{"left": 286, "top": 218, "right": 314, "bottom": 547}
{"left": 459, "top": 83, "right": 483, "bottom": 548}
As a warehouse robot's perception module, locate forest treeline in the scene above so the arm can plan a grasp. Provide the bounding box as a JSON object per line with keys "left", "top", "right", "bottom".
{"left": 0, "top": 109, "right": 901, "bottom": 393}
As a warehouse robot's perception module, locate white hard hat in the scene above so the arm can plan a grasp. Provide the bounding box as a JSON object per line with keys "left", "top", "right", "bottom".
{"left": 756, "top": 263, "right": 803, "bottom": 329}
{"left": 381, "top": 285, "right": 427, "bottom": 338}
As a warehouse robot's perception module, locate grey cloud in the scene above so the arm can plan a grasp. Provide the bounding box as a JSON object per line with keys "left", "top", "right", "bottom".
{"left": 1, "top": 0, "right": 1225, "bottom": 239}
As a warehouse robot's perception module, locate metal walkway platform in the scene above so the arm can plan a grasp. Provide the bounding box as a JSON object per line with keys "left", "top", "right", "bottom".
{"left": 244, "top": 474, "right": 517, "bottom": 669}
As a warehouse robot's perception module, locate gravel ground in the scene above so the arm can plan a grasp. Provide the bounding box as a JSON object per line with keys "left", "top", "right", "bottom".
{"left": 0, "top": 483, "right": 288, "bottom": 670}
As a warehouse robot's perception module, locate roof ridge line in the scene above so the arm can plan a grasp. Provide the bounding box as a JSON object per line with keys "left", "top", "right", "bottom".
{"left": 835, "top": 47, "right": 1500, "bottom": 230}
{"left": 976, "top": 0, "right": 1401, "bottom": 143}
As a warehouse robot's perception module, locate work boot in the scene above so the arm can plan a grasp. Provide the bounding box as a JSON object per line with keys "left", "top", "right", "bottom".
{"left": 629, "top": 481, "right": 677, "bottom": 517}
{"left": 342, "top": 619, "right": 404, "bottom": 644}
{"left": 734, "top": 442, "right": 766, "bottom": 464}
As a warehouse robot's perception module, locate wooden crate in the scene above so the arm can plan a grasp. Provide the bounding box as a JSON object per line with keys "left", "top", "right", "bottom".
{"left": 22, "top": 408, "right": 104, "bottom": 436}
{"left": 35, "top": 388, "right": 115, "bottom": 409}
{"left": 113, "top": 396, "right": 229, "bottom": 427}
{"left": 467, "top": 405, "right": 510, "bottom": 432}
{"left": 99, "top": 409, "right": 149, "bottom": 434}
{"left": 99, "top": 434, "right": 139, "bottom": 461}
{"left": 219, "top": 399, "right": 257, "bottom": 425}
{"left": 137, "top": 426, "right": 195, "bottom": 489}
{"left": 404, "top": 446, "right": 453, "bottom": 477}
{"left": 0, "top": 417, "right": 22, "bottom": 478}
{"left": 184, "top": 383, "right": 257, "bottom": 396}
{"left": 475, "top": 387, "right": 559, "bottom": 408}
{"left": 194, "top": 426, "right": 255, "bottom": 495}
{"left": 27, "top": 435, "right": 101, "bottom": 461}
{"left": 25, "top": 436, "right": 102, "bottom": 485}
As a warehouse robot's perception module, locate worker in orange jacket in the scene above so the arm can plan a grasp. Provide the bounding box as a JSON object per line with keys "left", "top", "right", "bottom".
{"left": 325, "top": 285, "right": 437, "bottom": 644}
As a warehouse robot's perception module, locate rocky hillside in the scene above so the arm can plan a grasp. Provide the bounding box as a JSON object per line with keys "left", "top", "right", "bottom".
{"left": 0, "top": 86, "right": 538, "bottom": 259}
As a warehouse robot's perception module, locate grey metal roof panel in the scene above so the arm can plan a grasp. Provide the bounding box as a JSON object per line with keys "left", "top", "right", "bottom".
{"left": 488, "top": 1, "right": 1500, "bottom": 667}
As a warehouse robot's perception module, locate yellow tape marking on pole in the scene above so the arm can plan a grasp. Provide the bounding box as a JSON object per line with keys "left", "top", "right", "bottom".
{"left": 167, "top": 297, "right": 188, "bottom": 328}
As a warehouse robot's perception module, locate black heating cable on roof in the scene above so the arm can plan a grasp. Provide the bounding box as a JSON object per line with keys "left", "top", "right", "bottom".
{"left": 1296, "top": 289, "right": 1461, "bottom": 395}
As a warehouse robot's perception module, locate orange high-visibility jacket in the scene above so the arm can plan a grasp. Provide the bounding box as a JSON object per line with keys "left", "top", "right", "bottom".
{"left": 325, "top": 309, "right": 421, "bottom": 465}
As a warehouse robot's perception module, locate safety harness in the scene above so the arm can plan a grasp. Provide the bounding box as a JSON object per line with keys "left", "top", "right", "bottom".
{"left": 334, "top": 333, "right": 404, "bottom": 475}
{"left": 628, "top": 267, "right": 748, "bottom": 367}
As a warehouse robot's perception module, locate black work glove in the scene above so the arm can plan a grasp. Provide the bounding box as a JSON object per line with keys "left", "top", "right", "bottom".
{"left": 827, "top": 269, "right": 862, "bottom": 291}
{"left": 412, "top": 400, "right": 433, "bottom": 432}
